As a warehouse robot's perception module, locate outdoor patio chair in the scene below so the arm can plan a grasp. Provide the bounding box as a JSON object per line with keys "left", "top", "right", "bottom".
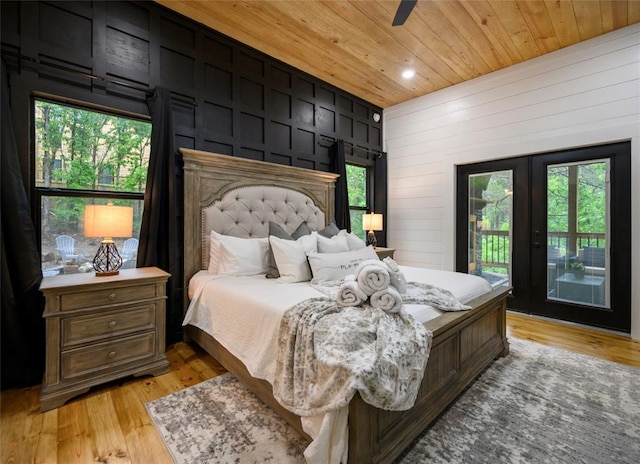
{"left": 121, "top": 238, "right": 139, "bottom": 261}
{"left": 55, "top": 235, "right": 84, "bottom": 261}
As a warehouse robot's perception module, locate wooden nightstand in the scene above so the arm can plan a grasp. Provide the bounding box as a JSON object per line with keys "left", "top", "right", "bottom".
{"left": 374, "top": 247, "right": 396, "bottom": 259}
{"left": 39, "top": 267, "right": 170, "bottom": 411}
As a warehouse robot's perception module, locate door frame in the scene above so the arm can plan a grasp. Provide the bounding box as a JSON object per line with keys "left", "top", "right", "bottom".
{"left": 456, "top": 156, "right": 530, "bottom": 312}
{"left": 456, "top": 142, "right": 631, "bottom": 332}
{"left": 530, "top": 142, "right": 631, "bottom": 332}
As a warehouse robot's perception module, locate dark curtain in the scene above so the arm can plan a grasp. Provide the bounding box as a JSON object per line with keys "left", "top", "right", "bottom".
{"left": 374, "top": 152, "right": 388, "bottom": 247}
{"left": 329, "top": 140, "right": 351, "bottom": 231}
{"left": 1, "top": 61, "right": 46, "bottom": 389}
{"left": 138, "top": 87, "right": 182, "bottom": 345}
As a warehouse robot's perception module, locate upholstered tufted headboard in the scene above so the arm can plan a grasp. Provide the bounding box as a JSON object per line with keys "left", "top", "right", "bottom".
{"left": 181, "top": 148, "right": 339, "bottom": 308}
{"left": 201, "top": 185, "right": 325, "bottom": 269}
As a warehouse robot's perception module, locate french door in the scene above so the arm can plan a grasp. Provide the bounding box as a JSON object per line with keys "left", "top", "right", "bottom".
{"left": 456, "top": 142, "right": 631, "bottom": 332}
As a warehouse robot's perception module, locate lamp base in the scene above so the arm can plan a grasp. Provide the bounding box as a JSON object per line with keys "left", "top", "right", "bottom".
{"left": 366, "top": 230, "right": 378, "bottom": 248}
{"left": 93, "top": 239, "right": 123, "bottom": 277}
{"left": 95, "top": 270, "right": 120, "bottom": 277}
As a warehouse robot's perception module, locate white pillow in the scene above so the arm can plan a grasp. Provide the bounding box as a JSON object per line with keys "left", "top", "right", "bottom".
{"left": 307, "top": 246, "right": 379, "bottom": 282}
{"left": 209, "top": 231, "right": 269, "bottom": 275}
{"left": 338, "top": 229, "right": 367, "bottom": 250}
{"left": 317, "top": 233, "right": 350, "bottom": 253}
{"left": 217, "top": 236, "right": 270, "bottom": 276}
{"left": 269, "top": 232, "right": 318, "bottom": 282}
{"left": 208, "top": 231, "right": 223, "bottom": 273}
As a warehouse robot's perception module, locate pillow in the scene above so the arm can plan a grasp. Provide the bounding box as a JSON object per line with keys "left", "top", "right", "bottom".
{"left": 217, "top": 236, "right": 270, "bottom": 276}
{"left": 317, "top": 233, "right": 350, "bottom": 253}
{"left": 209, "top": 231, "right": 269, "bottom": 275}
{"left": 269, "top": 221, "right": 311, "bottom": 240}
{"left": 266, "top": 221, "right": 312, "bottom": 278}
{"left": 307, "top": 246, "right": 379, "bottom": 282}
{"left": 337, "top": 229, "right": 367, "bottom": 250}
{"left": 269, "top": 232, "right": 318, "bottom": 282}
{"left": 317, "top": 218, "right": 340, "bottom": 238}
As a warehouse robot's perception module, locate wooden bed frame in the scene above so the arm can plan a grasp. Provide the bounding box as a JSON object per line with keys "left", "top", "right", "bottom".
{"left": 181, "top": 148, "right": 510, "bottom": 464}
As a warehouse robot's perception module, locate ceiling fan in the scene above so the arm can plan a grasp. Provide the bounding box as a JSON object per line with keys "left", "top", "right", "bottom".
{"left": 392, "top": 0, "right": 418, "bottom": 26}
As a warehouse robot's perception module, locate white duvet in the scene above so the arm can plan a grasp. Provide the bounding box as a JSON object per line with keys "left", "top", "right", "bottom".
{"left": 183, "top": 266, "right": 491, "bottom": 464}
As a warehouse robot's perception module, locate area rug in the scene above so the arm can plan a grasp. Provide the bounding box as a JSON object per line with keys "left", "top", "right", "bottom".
{"left": 146, "top": 338, "right": 640, "bottom": 463}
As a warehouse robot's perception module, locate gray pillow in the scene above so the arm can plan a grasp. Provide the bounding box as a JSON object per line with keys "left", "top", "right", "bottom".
{"left": 317, "top": 218, "right": 340, "bottom": 238}
{"left": 266, "top": 221, "right": 312, "bottom": 278}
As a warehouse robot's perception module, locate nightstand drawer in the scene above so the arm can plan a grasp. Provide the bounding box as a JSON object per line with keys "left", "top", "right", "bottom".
{"left": 61, "top": 283, "right": 157, "bottom": 310}
{"left": 61, "top": 332, "right": 155, "bottom": 379}
{"left": 61, "top": 304, "right": 156, "bottom": 347}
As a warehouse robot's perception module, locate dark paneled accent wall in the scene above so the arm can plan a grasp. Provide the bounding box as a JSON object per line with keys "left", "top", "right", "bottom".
{"left": 1, "top": 0, "right": 385, "bottom": 342}
{"left": 1, "top": 1, "right": 382, "bottom": 172}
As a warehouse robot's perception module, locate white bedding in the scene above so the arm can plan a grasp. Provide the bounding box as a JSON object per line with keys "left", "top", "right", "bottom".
{"left": 184, "top": 266, "right": 492, "bottom": 463}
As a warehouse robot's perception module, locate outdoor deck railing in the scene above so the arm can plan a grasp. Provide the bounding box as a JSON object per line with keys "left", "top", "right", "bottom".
{"left": 480, "top": 230, "right": 606, "bottom": 268}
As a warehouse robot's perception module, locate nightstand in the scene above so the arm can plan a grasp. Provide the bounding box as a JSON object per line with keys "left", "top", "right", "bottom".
{"left": 39, "top": 267, "right": 170, "bottom": 411}
{"left": 374, "top": 247, "right": 396, "bottom": 259}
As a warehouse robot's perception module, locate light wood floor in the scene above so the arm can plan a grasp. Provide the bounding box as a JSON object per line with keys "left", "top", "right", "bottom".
{"left": 2, "top": 312, "right": 639, "bottom": 464}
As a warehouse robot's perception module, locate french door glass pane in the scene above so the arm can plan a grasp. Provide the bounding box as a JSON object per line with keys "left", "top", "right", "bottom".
{"left": 546, "top": 160, "right": 610, "bottom": 308}
{"left": 468, "top": 171, "right": 512, "bottom": 288}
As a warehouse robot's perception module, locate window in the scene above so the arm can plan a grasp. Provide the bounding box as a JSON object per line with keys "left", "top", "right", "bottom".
{"left": 346, "top": 164, "right": 370, "bottom": 240}
{"left": 98, "top": 166, "right": 114, "bottom": 185}
{"left": 34, "top": 99, "right": 151, "bottom": 276}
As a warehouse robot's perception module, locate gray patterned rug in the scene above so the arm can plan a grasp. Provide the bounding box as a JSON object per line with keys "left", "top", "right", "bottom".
{"left": 146, "top": 338, "right": 640, "bottom": 463}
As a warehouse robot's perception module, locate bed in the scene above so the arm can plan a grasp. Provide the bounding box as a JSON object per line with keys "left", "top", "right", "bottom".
{"left": 181, "top": 148, "right": 510, "bottom": 464}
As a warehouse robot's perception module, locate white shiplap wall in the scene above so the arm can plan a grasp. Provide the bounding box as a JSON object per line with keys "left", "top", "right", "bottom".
{"left": 384, "top": 24, "right": 640, "bottom": 339}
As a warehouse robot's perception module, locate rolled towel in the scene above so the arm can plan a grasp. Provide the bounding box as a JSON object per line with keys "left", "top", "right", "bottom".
{"left": 370, "top": 285, "right": 403, "bottom": 314}
{"left": 336, "top": 275, "right": 368, "bottom": 307}
{"left": 382, "top": 257, "right": 407, "bottom": 294}
{"left": 354, "top": 260, "right": 390, "bottom": 296}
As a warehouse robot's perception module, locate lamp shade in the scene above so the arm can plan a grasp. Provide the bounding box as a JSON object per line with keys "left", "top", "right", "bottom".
{"left": 84, "top": 204, "right": 133, "bottom": 238}
{"left": 362, "top": 213, "right": 383, "bottom": 232}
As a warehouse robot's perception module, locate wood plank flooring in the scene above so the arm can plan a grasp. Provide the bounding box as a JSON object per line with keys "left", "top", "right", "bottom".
{"left": 2, "top": 313, "right": 639, "bottom": 463}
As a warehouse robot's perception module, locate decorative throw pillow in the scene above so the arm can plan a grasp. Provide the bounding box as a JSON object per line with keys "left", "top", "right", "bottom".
{"left": 269, "top": 232, "right": 318, "bottom": 282}
{"left": 337, "top": 229, "right": 367, "bottom": 250}
{"left": 317, "top": 233, "right": 350, "bottom": 253}
{"left": 266, "top": 221, "right": 312, "bottom": 278}
{"left": 209, "top": 231, "right": 269, "bottom": 275}
{"left": 307, "top": 246, "right": 379, "bottom": 282}
{"left": 317, "top": 218, "right": 340, "bottom": 238}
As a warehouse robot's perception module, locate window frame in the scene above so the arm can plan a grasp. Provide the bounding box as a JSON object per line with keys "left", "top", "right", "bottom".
{"left": 32, "top": 96, "right": 150, "bottom": 266}
{"left": 346, "top": 157, "right": 375, "bottom": 240}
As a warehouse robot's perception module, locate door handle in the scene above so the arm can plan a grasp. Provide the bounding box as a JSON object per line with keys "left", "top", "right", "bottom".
{"left": 533, "top": 241, "right": 541, "bottom": 248}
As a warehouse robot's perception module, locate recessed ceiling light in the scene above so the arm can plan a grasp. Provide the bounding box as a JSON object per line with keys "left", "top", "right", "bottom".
{"left": 402, "top": 69, "right": 415, "bottom": 79}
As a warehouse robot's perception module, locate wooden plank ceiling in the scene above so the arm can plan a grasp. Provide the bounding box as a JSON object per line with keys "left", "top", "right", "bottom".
{"left": 156, "top": 1, "right": 640, "bottom": 108}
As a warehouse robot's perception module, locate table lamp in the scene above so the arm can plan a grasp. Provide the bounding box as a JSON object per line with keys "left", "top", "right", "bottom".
{"left": 362, "top": 212, "right": 383, "bottom": 248}
{"left": 84, "top": 203, "right": 133, "bottom": 276}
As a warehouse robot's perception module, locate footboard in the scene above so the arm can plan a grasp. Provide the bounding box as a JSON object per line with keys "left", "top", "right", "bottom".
{"left": 347, "top": 286, "right": 510, "bottom": 464}
{"left": 185, "top": 285, "right": 510, "bottom": 464}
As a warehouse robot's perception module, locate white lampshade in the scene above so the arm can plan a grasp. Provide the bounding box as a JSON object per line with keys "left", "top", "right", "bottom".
{"left": 362, "top": 213, "right": 383, "bottom": 232}
{"left": 84, "top": 204, "right": 133, "bottom": 238}
{"left": 84, "top": 204, "right": 133, "bottom": 277}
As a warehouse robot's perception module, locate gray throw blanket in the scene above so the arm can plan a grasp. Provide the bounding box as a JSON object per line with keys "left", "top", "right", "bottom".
{"left": 312, "top": 280, "right": 471, "bottom": 312}
{"left": 273, "top": 297, "right": 432, "bottom": 417}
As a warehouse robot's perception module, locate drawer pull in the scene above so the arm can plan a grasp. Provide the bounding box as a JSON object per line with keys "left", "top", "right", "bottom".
{"left": 108, "top": 351, "right": 117, "bottom": 358}
{"left": 109, "top": 293, "right": 117, "bottom": 301}
{"left": 108, "top": 320, "right": 117, "bottom": 328}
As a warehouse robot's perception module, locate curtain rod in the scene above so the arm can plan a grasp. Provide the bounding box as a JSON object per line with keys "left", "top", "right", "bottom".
{"left": 318, "top": 137, "right": 386, "bottom": 158}
{"left": 2, "top": 50, "right": 196, "bottom": 107}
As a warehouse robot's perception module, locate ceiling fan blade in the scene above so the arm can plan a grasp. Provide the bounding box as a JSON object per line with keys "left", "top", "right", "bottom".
{"left": 392, "top": 0, "right": 417, "bottom": 26}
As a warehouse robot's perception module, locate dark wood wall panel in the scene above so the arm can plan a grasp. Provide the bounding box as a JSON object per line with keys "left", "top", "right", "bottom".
{"left": 1, "top": 0, "right": 386, "bottom": 340}
{"left": 2, "top": 0, "right": 384, "bottom": 186}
